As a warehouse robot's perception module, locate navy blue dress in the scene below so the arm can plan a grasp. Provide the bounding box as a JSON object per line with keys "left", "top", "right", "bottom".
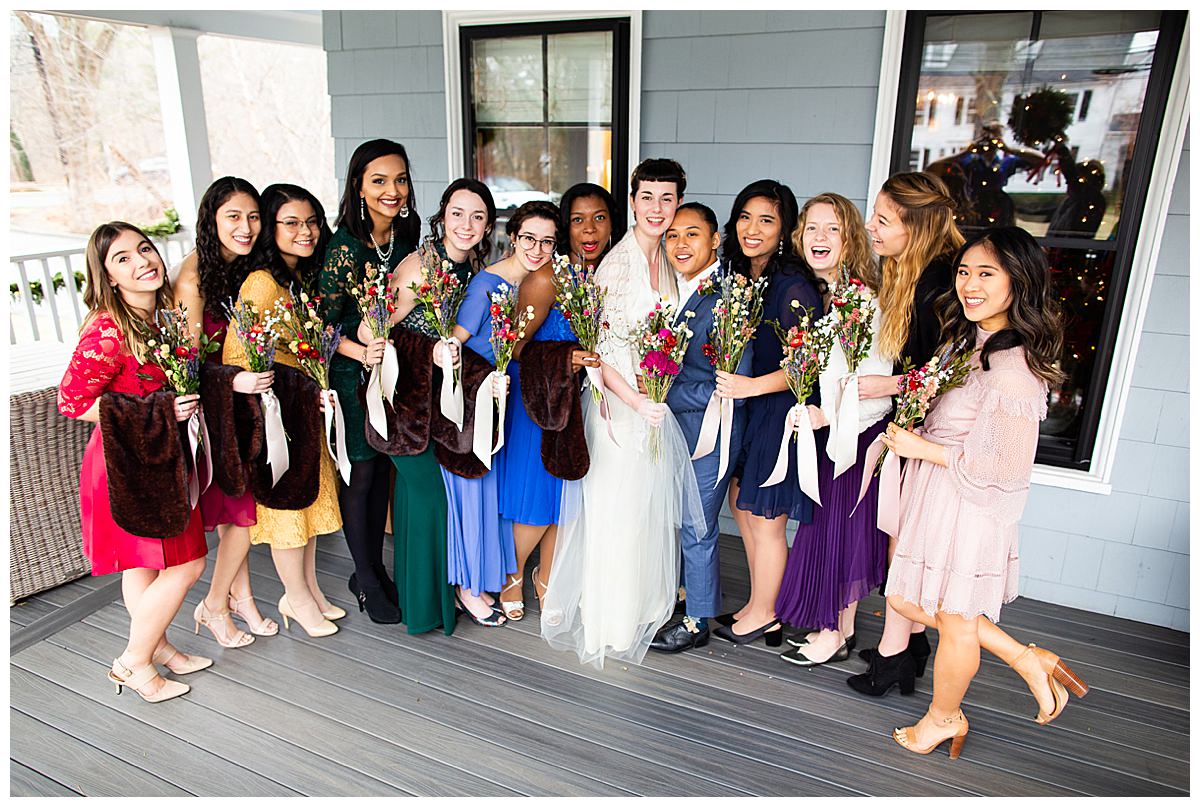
{"left": 734, "top": 265, "right": 823, "bottom": 522}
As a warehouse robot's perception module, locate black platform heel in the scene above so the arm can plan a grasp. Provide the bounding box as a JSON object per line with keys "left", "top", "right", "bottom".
{"left": 349, "top": 573, "right": 402, "bottom": 624}
{"left": 859, "top": 631, "right": 931, "bottom": 677}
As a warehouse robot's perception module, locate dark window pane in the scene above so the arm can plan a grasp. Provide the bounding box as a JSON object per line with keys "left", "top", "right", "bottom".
{"left": 548, "top": 126, "right": 612, "bottom": 191}
{"left": 474, "top": 127, "right": 554, "bottom": 208}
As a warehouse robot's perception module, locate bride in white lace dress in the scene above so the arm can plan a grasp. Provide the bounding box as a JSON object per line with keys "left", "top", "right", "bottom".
{"left": 541, "top": 162, "right": 704, "bottom": 668}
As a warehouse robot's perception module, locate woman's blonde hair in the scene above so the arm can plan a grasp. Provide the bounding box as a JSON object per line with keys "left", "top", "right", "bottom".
{"left": 792, "top": 192, "right": 880, "bottom": 292}
{"left": 82, "top": 222, "right": 175, "bottom": 363}
{"left": 875, "top": 172, "right": 964, "bottom": 360}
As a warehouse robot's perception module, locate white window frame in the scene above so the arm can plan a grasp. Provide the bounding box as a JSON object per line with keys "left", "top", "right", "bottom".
{"left": 441, "top": 10, "right": 641, "bottom": 190}
{"left": 866, "top": 12, "right": 1190, "bottom": 495}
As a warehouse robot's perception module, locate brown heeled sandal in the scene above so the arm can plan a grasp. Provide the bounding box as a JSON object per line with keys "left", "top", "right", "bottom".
{"left": 1015, "top": 643, "right": 1089, "bottom": 725}
{"left": 893, "top": 709, "right": 969, "bottom": 759}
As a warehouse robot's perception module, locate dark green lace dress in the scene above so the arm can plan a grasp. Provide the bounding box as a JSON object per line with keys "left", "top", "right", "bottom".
{"left": 319, "top": 227, "right": 416, "bottom": 462}
{"left": 389, "top": 241, "right": 475, "bottom": 635}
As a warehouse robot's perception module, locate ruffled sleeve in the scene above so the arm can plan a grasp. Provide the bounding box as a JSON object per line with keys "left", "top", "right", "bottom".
{"left": 58, "top": 314, "right": 125, "bottom": 418}
{"left": 942, "top": 350, "right": 1048, "bottom": 524}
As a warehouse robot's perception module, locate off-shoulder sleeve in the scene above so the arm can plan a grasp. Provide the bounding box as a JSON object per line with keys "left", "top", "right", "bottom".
{"left": 942, "top": 357, "right": 1048, "bottom": 524}
{"left": 319, "top": 238, "right": 360, "bottom": 334}
{"left": 58, "top": 316, "right": 125, "bottom": 418}
{"left": 456, "top": 274, "right": 495, "bottom": 339}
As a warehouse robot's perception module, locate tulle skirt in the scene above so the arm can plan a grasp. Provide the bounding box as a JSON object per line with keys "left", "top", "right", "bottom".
{"left": 541, "top": 393, "right": 705, "bottom": 669}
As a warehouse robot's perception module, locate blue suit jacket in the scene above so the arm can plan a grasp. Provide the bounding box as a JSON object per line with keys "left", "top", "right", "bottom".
{"left": 667, "top": 262, "right": 753, "bottom": 448}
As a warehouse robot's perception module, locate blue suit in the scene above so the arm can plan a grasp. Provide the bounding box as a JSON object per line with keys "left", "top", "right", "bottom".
{"left": 666, "top": 262, "right": 752, "bottom": 618}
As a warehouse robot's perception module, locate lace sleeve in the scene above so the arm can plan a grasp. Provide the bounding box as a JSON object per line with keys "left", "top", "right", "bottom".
{"left": 319, "top": 241, "right": 361, "bottom": 334}
{"left": 58, "top": 315, "right": 124, "bottom": 418}
{"left": 943, "top": 357, "right": 1048, "bottom": 523}
{"left": 595, "top": 250, "right": 637, "bottom": 382}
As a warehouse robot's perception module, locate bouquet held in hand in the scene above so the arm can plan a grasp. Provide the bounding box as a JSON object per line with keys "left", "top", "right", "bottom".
{"left": 634, "top": 301, "right": 693, "bottom": 460}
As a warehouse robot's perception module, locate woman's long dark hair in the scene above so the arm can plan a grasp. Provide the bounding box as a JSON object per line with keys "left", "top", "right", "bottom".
{"left": 427, "top": 178, "right": 497, "bottom": 270}
{"left": 722, "top": 179, "right": 819, "bottom": 289}
{"left": 935, "top": 226, "right": 1064, "bottom": 385}
{"left": 257, "top": 184, "right": 333, "bottom": 294}
{"left": 558, "top": 182, "right": 623, "bottom": 255}
{"left": 195, "top": 176, "right": 261, "bottom": 318}
{"left": 335, "top": 139, "right": 419, "bottom": 248}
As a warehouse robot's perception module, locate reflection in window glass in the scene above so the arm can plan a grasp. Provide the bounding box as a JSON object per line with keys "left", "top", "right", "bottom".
{"left": 471, "top": 36, "right": 543, "bottom": 124}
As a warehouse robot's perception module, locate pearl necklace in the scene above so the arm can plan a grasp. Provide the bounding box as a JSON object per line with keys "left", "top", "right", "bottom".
{"left": 369, "top": 225, "right": 395, "bottom": 266}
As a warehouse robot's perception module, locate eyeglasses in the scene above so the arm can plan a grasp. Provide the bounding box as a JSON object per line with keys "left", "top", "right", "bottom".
{"left": 276, "top": 217, "right": 321, "bottom": 233}
{"left": 515, "top": 233, "right": 556, "bottom": 252}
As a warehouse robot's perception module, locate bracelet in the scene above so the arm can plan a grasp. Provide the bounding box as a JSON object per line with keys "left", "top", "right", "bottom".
{"left": 361, "top": 346, "right": 368, "bottom": 364}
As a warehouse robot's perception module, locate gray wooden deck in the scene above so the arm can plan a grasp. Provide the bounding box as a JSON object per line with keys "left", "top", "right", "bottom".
{"left": 9, "top": 531, "right": 1189, "bottom": 796}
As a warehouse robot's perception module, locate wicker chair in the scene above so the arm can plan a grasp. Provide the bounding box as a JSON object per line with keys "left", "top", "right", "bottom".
{"left": 10, "top": 386, "right": 93, "bottom": 601}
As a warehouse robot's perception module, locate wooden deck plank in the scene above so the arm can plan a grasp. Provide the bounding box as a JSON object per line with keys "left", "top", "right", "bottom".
{"left": 69, "top": 607, "right": 519, "bottom": 798}
{"left": 38, "top": 618, "right": 415, "bottom": 797}
{"left": 10, "top": 578, "right": 124, "bottom": 656}
{"left": 233, "top": 568, "right": 759, "bottom": 796}
{"left": 10, "top": 761, "right": 82, "bottom": 797}
{"left": 9, "top": 658, "right": 297, "bottom": 797}
{"left": 9, "top": 597, "right": 59, "bottom": 627}
{"left": 9, "top": 710, "right": 190, "bottom": 797}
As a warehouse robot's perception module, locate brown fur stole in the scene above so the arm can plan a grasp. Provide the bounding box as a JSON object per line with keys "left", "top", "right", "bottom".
{"left": 431, "top": 343, "right": 491, "bottom": 479}
{"left": 199, "top": 362, "right": 263, "bottom": 497}
{"left": 98, "top": 390, "right": 191, "bottom": 538}
{"left": 250, "top": 364, "right": 321, "bottom": 510}
{"left": 519, "top": 340, "right": 589, "bottom": 480}
{"left": 360, "top": 326, "right": 434, "bottom": 456}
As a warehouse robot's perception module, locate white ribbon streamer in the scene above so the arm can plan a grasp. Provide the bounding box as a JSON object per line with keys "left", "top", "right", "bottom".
{"left": 260, "top": 388, "right": 290, "bottom": 487}
{"left": 365, "top": 364, "right": 388, "bottom": 439}
{"left": 472, "top": 370, "right": 508, "bottom": 469}
{"left": 321, "top": 389, "right": 352, "bottom": 484}
{"left": 584, "top": 365, "right": 620, "bottom": 447}
{"left": 760, "top": 403, "right": 821, "bottom": 506}
{"left": 832, "top": 372, "right": 860, "bottom": 479}
{"left": 439, "top": 336, "right": 464, "bottom": 431}
{"left": 690, "top": 393, "right": 735, "bottom": 488}
{"left": 185, "top": 409, "right": 214, "bottom": 509}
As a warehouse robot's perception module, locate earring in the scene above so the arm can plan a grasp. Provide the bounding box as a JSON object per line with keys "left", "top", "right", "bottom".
{"left": 360, "top": 196, "right": 366, "bottom": 220}
{"left": 397, "top": 203, "right": 410, "bottom": 219}
{"left": 777, "top": 240, "right": 784, "bottom": 255}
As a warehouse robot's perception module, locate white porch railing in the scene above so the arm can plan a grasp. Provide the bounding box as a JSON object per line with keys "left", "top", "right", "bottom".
{"left": 8, "top": 231, "right": 194, "bottom": 345}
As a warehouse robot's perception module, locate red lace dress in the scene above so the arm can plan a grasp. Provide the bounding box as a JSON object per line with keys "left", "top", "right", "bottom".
{"left": 57, "top": 312, "right": 208, "bottom": 575}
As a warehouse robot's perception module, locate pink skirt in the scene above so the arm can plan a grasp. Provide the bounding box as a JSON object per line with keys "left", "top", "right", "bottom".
{"left": 200, "top": 480, "right": 257, "bottom": 532}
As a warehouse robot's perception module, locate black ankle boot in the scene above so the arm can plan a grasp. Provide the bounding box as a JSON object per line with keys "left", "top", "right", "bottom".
{"left": 908, "top": 631, "right": 931, "bottom": 678}
{"left": 846, "top": 649, "right": 916, "bottom": 697}
{"left": 375, "top": 567, "right": 399, "bottom": 607}
{"left": 349, "top": 573, "right": 401, "bottom": 624}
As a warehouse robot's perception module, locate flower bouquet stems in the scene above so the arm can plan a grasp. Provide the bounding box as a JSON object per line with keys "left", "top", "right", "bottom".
{"left": 634, "top": 302, "right": 693, "bottom": 461}
{"left": 224, "top": 295, "right": 289, "bottom": 486}
{"left": 409, "top": 242, "right": 468, "bottom": 430}
{"left": 826, "top": 273, "right": 878, "bottom": 477}
{"left": 551, "top": 253, "right": 610, "bottom": 403}
{"left": 349, "top": 262, "right": 400, "bottom": 439}
{"left": 471, "top": 282, "right": 535, "bottom": 468}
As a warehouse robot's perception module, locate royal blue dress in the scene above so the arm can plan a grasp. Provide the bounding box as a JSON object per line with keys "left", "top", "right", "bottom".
{"left": 497, "top": 305, "right": 575, "bottom": 526}
{"left": 733, "top": 265, "right": 823, "bottom": 522}
{"left": 442, "top": 269, "right": 518, "bottom": 595}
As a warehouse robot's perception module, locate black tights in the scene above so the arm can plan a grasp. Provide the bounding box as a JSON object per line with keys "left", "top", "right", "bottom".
{"left": 338, "top": 454, "right": 393, "bottom": 588}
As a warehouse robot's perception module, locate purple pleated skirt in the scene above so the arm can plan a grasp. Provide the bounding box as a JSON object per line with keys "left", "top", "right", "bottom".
{"left": 775, "top": 418, "right": 889, "bottom": 631}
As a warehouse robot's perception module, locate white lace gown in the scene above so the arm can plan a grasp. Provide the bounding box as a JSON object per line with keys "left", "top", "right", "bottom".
{"left": 541, "top": 231, "right": 705, "bottom": 668}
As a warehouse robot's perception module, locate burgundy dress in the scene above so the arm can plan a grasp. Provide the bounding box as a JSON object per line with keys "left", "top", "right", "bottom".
{"left": 57, "top": 313, "right": 208, "bottom": 575}
{"left": 198, "top": 308, "right": 257, "bottom": 531}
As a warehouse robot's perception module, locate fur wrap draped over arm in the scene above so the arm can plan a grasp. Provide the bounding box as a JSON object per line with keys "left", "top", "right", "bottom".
{"left": 199, "top": 362, "right": 263, "bottom": 498}
{"left": 250, "top": 363, "right": 321, "bottom": 510}
{"left": 518, "top": 340, "right": 589, "bottom": 481}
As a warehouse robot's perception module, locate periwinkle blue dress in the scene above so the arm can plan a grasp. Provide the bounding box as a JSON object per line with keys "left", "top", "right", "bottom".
{"left": 442, "top": 269, "right": 518, "bottom": 595}
{"left": 733, "top": 264, "right": 823, "bottom": 522}
{"left": 497, "top": 304, "right": 575, "bottom": 526}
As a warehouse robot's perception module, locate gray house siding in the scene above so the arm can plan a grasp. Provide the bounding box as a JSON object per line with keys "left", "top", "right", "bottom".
{"left": 324, "top": 10, "right": 1189, "bottom": 630}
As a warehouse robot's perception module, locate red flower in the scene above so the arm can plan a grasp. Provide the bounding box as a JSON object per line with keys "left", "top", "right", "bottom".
{"left": 174, "top": 346, "right": 189, "bottom": 358}
{"left": 490, "top": 304, "right": 502, "bottom": 316}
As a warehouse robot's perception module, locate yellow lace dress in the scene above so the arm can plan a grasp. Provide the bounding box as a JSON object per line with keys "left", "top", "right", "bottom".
{"left": 223, "top": 270, "right": 342, "bottom": 548}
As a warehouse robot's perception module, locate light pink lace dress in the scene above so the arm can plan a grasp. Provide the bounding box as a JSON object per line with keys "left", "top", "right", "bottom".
{"left": 885, "top": 328, "right": 1048, "bottom": 623}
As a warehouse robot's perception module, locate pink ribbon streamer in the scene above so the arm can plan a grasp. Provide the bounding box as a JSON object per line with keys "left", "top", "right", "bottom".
{"left": 585, "top": 365, "right": 620, "bottom": 447}
{"left": 260, "top": 388, "right": 290, "bottom": 487}
{"left": 364, "top": 342, "right": 400, "bottom": 439}
{"left": 853, "top": 433, "right": 901, "bottom": 537}
{"left": 472, "top": 370, "right": 508, "bottom": 469}
{"left": 691, "top": 392, "right": 733, "bottom": 488}
{"left": 185, "top": 409, "right": 214, "bottom": 509}
{"left": 439, "top": 336, "right": 464, "bottom": 431}
{"left": 321, "top": 389, "right": 352, "bottom": 484}
{"left": 761, "top": 403, "right": 821, "bottom": 506}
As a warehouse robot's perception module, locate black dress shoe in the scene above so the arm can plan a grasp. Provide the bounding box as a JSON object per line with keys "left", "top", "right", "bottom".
{"left": 349, "top": 573, "right": 402, "bottom": 624}
{"left": 846, "top": 649, "right": 916, "bottom": 696}
{"left": 787, "top": 630, "right": 856, "bottom": 650}
{"left": 713, "top": 612, "right": 736, "bottom": 627}
{"left": 712, "top": 618, "right": 783, "bottom": 647}
{"left": 780, "top": 640, "right": 850, "bottom": 667}
{"left": 673, "top": 598, "right": 688, "bottom": 616}
{"left": 649, "top": 618, "right": 710, "bottom": 653}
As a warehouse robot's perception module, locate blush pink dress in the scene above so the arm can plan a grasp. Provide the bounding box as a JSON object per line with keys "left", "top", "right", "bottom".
{"left": 58, "top": 313, "right": 208, "bottom": 575}
{"left": 198, "top": 308, "right": 257, "bottom": 531}
{"left": 884, "top": 328, "right": 1048, "bottom": 623}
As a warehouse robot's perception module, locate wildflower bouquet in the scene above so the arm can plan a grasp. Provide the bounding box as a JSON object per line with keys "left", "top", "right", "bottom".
{"left": 692, "top": 272, "right": 767, "bottom": 480}
{"left": 146, "top": 304, "right": 218, "bottom": 505}
{"left": 223, "top": 295, "right": 289, "bottom": 486}
{"left": 761, "top": 302, "right": 836, "bottom": 504}
{"left": 274, "top": 292, "right": 350, "bottom": 483}
{"left": 472, "top": 283, "right": 536, "bottom": 467}
{"left": 854, "top": 338, "right": 976, "bottom": 537}
{"left": 633, "top": 302, "right": 694, "bottom": 460}
{"left": 350, "top": 262, "right": 401, "bottom": 439}
{"left": 409, "top": 242, "right": 468, "bottom": 429}
{"left": 551, "top": 253, "right": 609, "bottom": 402}
{"left": 825, "top": 274, "right": 879, "bottom": 477}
